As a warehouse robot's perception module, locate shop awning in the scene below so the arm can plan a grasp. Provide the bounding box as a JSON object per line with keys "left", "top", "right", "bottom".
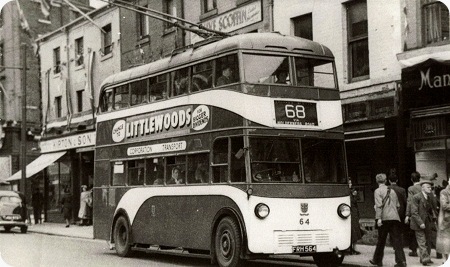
{"left": 5, "top": 151, "right": 66, "bottom": 182}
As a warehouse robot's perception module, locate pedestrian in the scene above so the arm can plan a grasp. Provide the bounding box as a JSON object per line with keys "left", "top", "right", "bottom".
{"left": 349, "top": 179, "right": 362, "bottom": 255}
{"left": 389, "top": 174, "right": 407, "bottom": 246}
{"left": 410, "top": 179, "right": 438, "bottom": 266}
{"left": 370, "top": 173, "right": 407, "bottom": 267}
{"left": 61, "top": 188, "right": 73, "bottom": 228}
{"left": 31, "top": 187, "right": 43, "bottom": 224}
{"left": 436, "top": 180, "right": 450, "bottom": 263}
{"left": 78, "top": 185, "right": 92, "bottom": 226}
{"left": 405, "top": 171, "right": 422, "bottom": 257}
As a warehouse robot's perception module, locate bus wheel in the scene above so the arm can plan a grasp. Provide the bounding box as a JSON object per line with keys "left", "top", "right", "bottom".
{"left": 4, "top": 226, "right": 12, "bottom": 232}
{"left": 20, "top": 226, "right": 28, "bottom": 233}
{"left": 313, "top": 253, "right": 344, "bottom": 267}
{"left": 114, "top": 216, "right": 133, "bottom": 257}
{"left": 214, "top": 217, "right": 242, "bottom": 267}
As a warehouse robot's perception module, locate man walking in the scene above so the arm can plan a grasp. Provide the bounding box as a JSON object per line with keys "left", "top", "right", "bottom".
{"left": 370, "top": 173, "right": 407, "bottom": 267}
{"left": 410, "top": 179, "right": 439, "bottom": 266}
{"left": 406, "top": 171, "right": 422, "bottom": 257}
{"left": 31, "top": 187, "right": 43, "bottom": 224}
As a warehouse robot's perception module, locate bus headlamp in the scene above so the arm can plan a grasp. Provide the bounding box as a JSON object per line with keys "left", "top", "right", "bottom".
{"left": 255, "top": 203, "right": 270, "bottom": 219}
{"left": 337, "top": 203, "right": 351, "bottom": 219}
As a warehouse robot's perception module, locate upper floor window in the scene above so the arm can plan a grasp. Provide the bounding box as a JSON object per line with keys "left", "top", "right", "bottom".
{"left": 137, "top": 5, "right": 150, "bottom": 39}
{"left": 55, "top": 96, "right": 62, "bottom": 118}
{"left": 53, "top": 47, "right": 61, "bottom": 74}
{"left": 202, "top": 0, "right": 217, "bottom": 14}
{"left": 164, "top": 0, "right": 176, "bottom": 29}
{"left": 423, "top": 0, "right": 449, "bottom": 45}
{"left": 0, "top": 42, "right": 4, "bottom": 71}
{"left": 292, "top": 13, "right": 313, "bottom": 40}
{"left": 76, "top": 90, "right": 83, "bottom": 112}
{"left": 75, "top": 37, "right": 84, "bottom": 66}
{"left": 347, "top": 0, "right": 369, "bottom": 82}
{"left": 102, "top": 24, "right": 112, "bottom": 55}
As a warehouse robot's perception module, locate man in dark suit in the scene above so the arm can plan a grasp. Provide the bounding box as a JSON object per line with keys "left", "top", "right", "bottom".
{"left": 406, "top": 171, "right": 422, "bottom": 256}
{"left": 410, "top": 179, "right": 438, "bottom": 266}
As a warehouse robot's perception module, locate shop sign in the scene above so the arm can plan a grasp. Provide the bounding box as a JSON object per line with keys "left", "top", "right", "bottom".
{"left": 191, "top": 0, "right": 262, "bottom": 43}
{"left": 40, "top": 132, "right": 96, "bottom": 153}
{"left": 401, "top": 59, "right": 450, "bottom": 109}
{"left": 414, "top": 139, "right": 445, "bottom": 151}
{"left": 411, "top": 117, "right": 445, "bottom": 139}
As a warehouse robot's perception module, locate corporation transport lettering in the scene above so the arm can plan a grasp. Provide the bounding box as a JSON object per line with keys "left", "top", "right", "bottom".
{"left": 126, "top": 108, "right": 191, "bottom": 139}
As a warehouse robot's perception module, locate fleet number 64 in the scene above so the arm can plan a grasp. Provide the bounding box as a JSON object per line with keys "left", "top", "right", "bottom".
{"left": 285, "top": 104, "right": 306, "bottom": 119}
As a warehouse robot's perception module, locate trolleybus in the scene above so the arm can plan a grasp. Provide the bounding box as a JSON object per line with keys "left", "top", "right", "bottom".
{"left": 94, "top": 32, "right": 351, "bottom": 267}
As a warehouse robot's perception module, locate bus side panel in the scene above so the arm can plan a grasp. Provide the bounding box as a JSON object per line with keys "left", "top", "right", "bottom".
{"left": 131, "top": 195, "right": 241, "bottom": 250}
{"left": 93, "top": 187, "right": 130, "bottom": 240}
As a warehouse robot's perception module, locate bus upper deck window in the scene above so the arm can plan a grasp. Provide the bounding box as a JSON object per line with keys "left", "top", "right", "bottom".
{"left": 130, "top": 79, "right": 148, "bottom": 106}
{"left": 114, "top": 85, "right": 130, "bottom": 109}
{"left": 294, "top": 58, "right": 336, "bottom": 89}
{"left": 192, "top": 61, "right": 213, "bottom": 92}
{"left": 171, "top": 68, "right": 189, "bottom": 97}
{"left": 100, "top": 90, "right": 113, "bottom": 112}
{"left": 242, "top": 54, "right": 289, "bottom": 84}
{"left": 215, "top": 54, "right": 239, "bottom": 87}
{"left": 149, "top": 74, "right": 168, "bottom": 102}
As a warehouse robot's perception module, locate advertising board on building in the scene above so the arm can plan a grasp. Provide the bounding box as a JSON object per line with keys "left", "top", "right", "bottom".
{"left": 40, "top": 132, "right": 96, "bottom": 153}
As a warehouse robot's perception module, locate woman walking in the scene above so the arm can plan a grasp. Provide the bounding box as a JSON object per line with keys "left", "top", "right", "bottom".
{"left": 437, "top": 181, "right": 450, "bottom": 263}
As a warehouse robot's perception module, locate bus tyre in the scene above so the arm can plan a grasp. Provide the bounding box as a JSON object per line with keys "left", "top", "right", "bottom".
{"left": 313, "top": 253, "right": 344, "bottom": 267}
{"left": 215, "top": 217, "right": 242, "bottom": 267}
{"left": 4, "top": 226, "right": 12, "bottom": 232}
{"left": 20, "top": 226, "right": 27, "bottom": 233}
{"left": 114, "top": 216, "right": 133, "bottom": 257}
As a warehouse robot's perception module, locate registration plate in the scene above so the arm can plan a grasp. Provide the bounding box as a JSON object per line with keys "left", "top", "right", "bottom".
{"left": 292, "top": 245, "right": 317, "bottom": 253}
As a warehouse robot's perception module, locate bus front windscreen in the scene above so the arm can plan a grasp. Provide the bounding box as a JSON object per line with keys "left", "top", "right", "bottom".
{"left": 250, "top": 138, "right": 346, "bottom": 184}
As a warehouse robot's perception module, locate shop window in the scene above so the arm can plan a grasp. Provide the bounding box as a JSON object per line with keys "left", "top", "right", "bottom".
{"left": 422, "top": 0, "right": 449, "bottom": 45}
{"left": 347, "top": 0, "right": 369, "bottom": 81}
{"left": 292, "top": 13, "right": 313, "bottom": 40}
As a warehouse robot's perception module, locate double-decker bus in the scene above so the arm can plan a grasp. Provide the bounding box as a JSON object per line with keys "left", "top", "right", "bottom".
{"left": 94, "top": 32, "right": 350, "bottom": 267}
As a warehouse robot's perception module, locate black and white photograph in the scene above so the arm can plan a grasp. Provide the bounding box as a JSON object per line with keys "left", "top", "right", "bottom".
{"left": 0, "top": 0, "right": 450, "bottom": 266}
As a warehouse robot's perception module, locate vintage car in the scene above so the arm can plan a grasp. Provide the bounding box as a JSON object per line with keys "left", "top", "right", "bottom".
{"left": 0, "top": 190, "right": 28, "bottom": 233}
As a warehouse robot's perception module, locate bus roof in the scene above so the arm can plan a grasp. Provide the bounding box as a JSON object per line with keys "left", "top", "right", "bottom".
{"left": 100, "top": 32, "right": 334, "bottom": 90}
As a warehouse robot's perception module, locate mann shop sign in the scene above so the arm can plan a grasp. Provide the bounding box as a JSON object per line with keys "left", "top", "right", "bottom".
{"left": 111, "top": 105, "right": 210, "bottom": 143}
{"left": 402, "top": 59, "right": 450, "bottom": 109}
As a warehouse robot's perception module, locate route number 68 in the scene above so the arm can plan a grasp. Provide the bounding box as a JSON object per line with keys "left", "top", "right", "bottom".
{"left": 285, "top": 104, "right": 306, "bottom": 119}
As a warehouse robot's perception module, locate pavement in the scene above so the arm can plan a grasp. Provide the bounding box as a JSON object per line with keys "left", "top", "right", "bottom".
{"left": 26, "top": 223, "right": 450, "bottom": 267}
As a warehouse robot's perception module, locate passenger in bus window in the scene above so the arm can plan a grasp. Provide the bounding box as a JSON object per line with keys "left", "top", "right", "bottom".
{"left": 275, "top": 70, "right": 289, "bottom": 84}
{"left": 173, "top": 73, "right": 188, "bottom": 96}
{"left": 216, "top": 66, "right": 233, "bottom": 86}
{"left": 194, "top": 163, "right": 208, "bottom": 183}
{"left": 167, "top": 167, "right": 183, "bottom": 184}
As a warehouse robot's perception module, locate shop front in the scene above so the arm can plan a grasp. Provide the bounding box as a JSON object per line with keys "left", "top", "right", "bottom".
{"left": 37, "top": 131, "right": 95, "bottom": 223}
{"left": 401, "top": 59, "right": 450, "bottom": 186}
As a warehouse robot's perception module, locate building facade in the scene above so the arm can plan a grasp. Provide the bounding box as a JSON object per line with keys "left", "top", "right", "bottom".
{"left": 397, "top": 0, "right": 450, "bottom": 188}
{"left": 273, "top": 0, "right": 406, "bottom": 220}
{"left": 0, "top": 0, "right": 91, "bottom": 197}
{"left": 35, "top": 5, "right": 120, "bottom": 222}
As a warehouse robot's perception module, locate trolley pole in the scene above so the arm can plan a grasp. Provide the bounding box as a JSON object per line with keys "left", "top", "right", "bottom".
{"left": 20, "top": 43, "right": 27, "bottom": 194}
